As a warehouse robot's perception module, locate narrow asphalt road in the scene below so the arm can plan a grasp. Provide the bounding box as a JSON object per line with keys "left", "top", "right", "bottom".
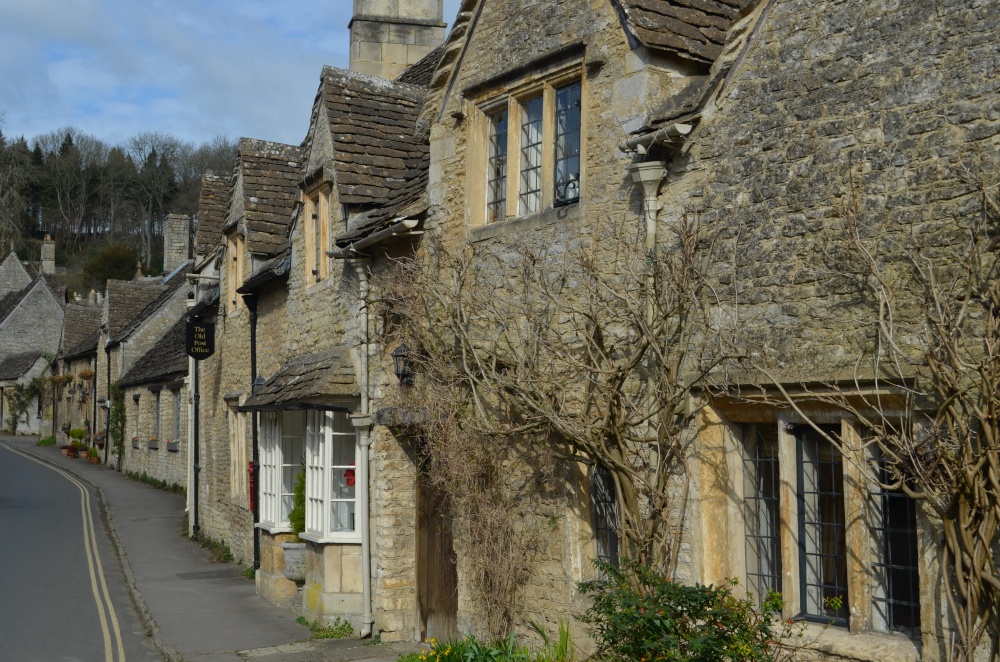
{"left": 0, "top": 440, "right": 162, "bottom": 662}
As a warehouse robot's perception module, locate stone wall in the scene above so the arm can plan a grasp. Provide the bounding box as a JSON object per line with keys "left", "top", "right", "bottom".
{"left": 120, "top": 383, "right": 188, "bottom": 489}
{"left": 164, "top": 214, "right": 191, "bottom": 275}
{"left": 350, "top": 0, "right": 445, "bottom": 80}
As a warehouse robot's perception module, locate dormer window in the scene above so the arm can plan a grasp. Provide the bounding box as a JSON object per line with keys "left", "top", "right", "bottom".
{"left": 304, "top": 185, "right": 330, "bottom": 283}
{"left": 470, "top": 70, "right": 583, "bottom": 227}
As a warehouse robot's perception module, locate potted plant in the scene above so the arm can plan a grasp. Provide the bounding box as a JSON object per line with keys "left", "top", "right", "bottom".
{"left": 147, "top": 436, "right": 159, "bottom": 450}
{"left": 94, "top": 433, "right": 106, "bottom": 449}
{"left": 132, "top": 436, "right": 140, "bottom": 449}
{"left": 282, "top": 466, "right": 307, "bottom": 583}
{"left": 88, "top": 448, "right": 100, "bottom": 465}
{"left": 166, "top": 438, "right": 180, "bottom": 452}
{"left": 60, "top": 444, "right": 72, "bottom": 456}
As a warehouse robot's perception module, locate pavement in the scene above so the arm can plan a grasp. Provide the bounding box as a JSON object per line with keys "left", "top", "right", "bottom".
{"left": 4, "top": 435, "right": 427, "bottom": 662}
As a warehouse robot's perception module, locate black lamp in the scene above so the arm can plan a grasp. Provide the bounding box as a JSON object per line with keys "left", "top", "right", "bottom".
{"left": 391, "top": 344, "right": 414, "bottom": 386}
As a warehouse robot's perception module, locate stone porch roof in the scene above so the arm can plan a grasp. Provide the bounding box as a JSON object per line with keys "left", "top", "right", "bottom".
{"left": 240, "top": 346, "right": 359, "bottom": 410}
{"left": 120, "top": 318, "right": 188, "bottom": 387}
{"left": 195, "top": 172, "right": 231, "bottom": 254}
{"left": 225, "top": 139, "right": 303, "bottom": 257}
{"left": 0, "top": 350, "right": 43, "bottom": 381}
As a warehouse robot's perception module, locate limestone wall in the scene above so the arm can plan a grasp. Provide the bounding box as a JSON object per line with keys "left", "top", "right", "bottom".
{"left": 120, "top": 384, "right": 189, "bottom": 489}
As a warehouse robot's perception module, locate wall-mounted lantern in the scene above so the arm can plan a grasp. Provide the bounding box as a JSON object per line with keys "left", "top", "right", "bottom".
{"left": 391, "top": 344, "right": 414, "bottom": 386}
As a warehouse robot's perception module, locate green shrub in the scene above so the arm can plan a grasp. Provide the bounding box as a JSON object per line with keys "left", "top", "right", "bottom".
{"left": 401, "top": 622, "right": 573, "bottom": 662}
{"left": 288, "top": 465, "right": 306, "bottom": 540}
{"left": 579, "top": 560, "right": 780, "bottom": 662}
{"left": 310, "top": 617, "right": 354, "bottom": 640}
{"left": 37, "top": 436, "right": 55, "bottom": 446}
{"left": 69, "top": 428, "right": 87, "bottom": 440}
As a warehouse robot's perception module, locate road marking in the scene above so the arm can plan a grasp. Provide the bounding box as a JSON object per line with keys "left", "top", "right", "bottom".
{"left": 2, "top": 444, "right": 127, "bottom": 662}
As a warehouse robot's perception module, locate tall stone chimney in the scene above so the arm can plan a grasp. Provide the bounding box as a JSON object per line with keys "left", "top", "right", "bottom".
{"left": 350, "top": 0, "right": 446, "bottom": 80}
{"left": 40, "top": 235, "right": 55, "bottom": 275}
{"left": 164, "top": 214, "right": 191, "bottom": 273}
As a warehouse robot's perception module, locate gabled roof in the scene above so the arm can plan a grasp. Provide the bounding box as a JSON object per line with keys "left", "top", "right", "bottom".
{"left": 315, "top": 67, "right": 428, "bottom": 208}
{"left": 0, "top": 251, "right": 33, "bottom": 297}
{"left": 110, "top": 263, "right": 191, "bottom": 344}
{"left": 0, "top": 277, "right": 61, "bottom": 324}
{"left": 60, "top": 303, "right": 102, "bottom": 359}
{"left": 0, "top": 351, "right": 43, "bottom": 381}
{"left": 120, "top": 318, "right": 188, "bottom": 387}
{"left": 240, "top": 346, "right": 359, "bottom": 411}
{"left": 615, "top": 0, "right": 755, "bottom": 64}
{"left": 195, "top": 172, "right": 231, "bottom": 254}
{"left": 226, "top": 138, "right": 302, "bottom": 257}
{"left": 105, "top": 279, "right": 169, "bottom": 339}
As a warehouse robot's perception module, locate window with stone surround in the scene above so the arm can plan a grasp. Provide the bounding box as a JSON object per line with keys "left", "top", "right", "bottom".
{"left": 737, "top": 419, "right": 921, "bottom": 633}
{"left": 303, "top": 409, "right": 360, "bottom": 542}
{"left": 227, "top": 403, "right": 247, "bottom": 503}
{"left": 226, "top": 233, "right": 245, "bottom": 310}
{"left": 172, "top": 389, "right": 181, "bottom": 440}
{"left": 470, "top": 68, "right": 583, "bottom": 226}
{"left": 152, "top": 390, "right": 161, "bottom": 440}
{"left": 259, "top": 411, "right": 305, "bottom": 531}
{"left": 303, "top": 185, "right": 330, "bottom": 284}
{"left": 591, "top": 467, "right": 619, "bottom": 570}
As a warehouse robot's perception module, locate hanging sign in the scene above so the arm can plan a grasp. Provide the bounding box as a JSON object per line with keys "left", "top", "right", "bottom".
{"left": 186, "top": 320, "right": 215, "bottom": 360}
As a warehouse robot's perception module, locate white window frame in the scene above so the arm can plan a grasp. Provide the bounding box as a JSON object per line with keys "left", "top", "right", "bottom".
{"left": 258, "top": 411, "right": 306, "bottom": 532}
{"left": 302, "top": 409, "right": 361, "bottom": 544}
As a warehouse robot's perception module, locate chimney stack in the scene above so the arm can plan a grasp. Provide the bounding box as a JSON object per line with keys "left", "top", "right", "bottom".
{"left": 41, "top": 234, "right": 55, "bottom": 275}
{"left": 350, "top": 0, "right": 446, "bottom": 80}
{"left": 164, "top": 214, "right": 191, "bottom": 273}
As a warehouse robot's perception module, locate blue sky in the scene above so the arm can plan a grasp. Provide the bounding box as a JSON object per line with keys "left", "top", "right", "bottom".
{"left": 0, "top": 0, "right": 461, "bottom": 147}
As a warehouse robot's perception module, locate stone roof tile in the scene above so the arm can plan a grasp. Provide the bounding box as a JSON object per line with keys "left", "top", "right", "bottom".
{"left": 0, "top": 351, "right": 43, "bottom": 381}
{"left": 195, "top": 172, "right": 231, "bottom": 254}
{"left": 120, "top": 318, "right": 188, "bottom": 387}
{"left": 241, "top": 346, "right": 359, "bottom": 409}
{"left": 105, "top": 279, "right": 169, "bottom": 339}
{"left": 110, "top": 264, "right": 192, "bottom": 344}
{"left": 617, "top": 0, "right": 755, "bottom": 63}
{"left": 233, "top": 139, "right": 303, "bottom": 257}
{"left": 60, "top": 304, "right": 102, "bottom": 357}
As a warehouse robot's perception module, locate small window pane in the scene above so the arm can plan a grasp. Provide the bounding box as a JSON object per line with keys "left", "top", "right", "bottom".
{"left": 871, "top": 457, "right": 921, "bottom": 633}
{"left": 487, "top": 109, "right": 508, "bottom": 222}
{"left": 797, "top": 426, "right": 849, "bottom": 623}
{"left": 591, "top": 467, "right": 619, "bottom": 569}
{"left": 519, "top": 97, "right": 543, "bottom": 214}
{"left": 743, "top": 424, "right": 781, "bottom": 605}
{"left": 554, "top": 82, "right": 581, "bottom": 205}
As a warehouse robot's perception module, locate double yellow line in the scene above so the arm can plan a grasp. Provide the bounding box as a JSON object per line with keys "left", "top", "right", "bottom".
{"left": 3, "top": 444, "right": 127, "bottom": 662}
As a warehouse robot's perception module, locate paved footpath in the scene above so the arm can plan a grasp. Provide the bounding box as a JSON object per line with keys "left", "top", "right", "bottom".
{"left": 5, "top": 436, "right": 425, "bottom": 662}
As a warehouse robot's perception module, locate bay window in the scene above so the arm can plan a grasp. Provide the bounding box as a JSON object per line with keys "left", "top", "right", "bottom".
{"left": 304, "top": 409, "right": 359, "bottom": 542}
{"left": 259, "top": 411, "right": 305, "bottom": 531}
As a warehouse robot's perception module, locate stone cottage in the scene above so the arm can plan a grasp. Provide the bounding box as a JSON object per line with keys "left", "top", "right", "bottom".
{"left": 55, "top": 300, "right": 102, "bottom": 436}
{"left": 0, "top": 247, "right": 66, "bottom": 434}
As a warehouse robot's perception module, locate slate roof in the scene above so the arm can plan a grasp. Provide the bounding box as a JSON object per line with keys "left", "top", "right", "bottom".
{"left": 0, "top": 351, "right": 43, "bottom": 381}
{"left": 195, "top": 172, "right": 231, "bottom": 254}
{"left": 0, "top": 277, "right": 61, "bottom": 324}
{"left": 616, "top": 0, "right": 755, "bottom": 64}
{"left": 318, "top": 67, "right": 428, "bottom": 209}
{"left": 110, "top": 264, "right": 192, "bottom": 344}
{"left": 120, "top": 318, "right": 188, "bottom": 387}
{"left": 228, "top": 139, "right": 302, "bottom": 257}
{"left": 237, "top": 250, "right": 291, "bottom": 294}
{"left": 105, "top": 279, "right": 169, "bottom": 338}
{"left": 396, "top": 44, "right": 446, "bottom": 87}
{"left": 241, "top": 346, "right": 359, "bottom": 410}
{"left": 60, "top": 304, "right": 102, "bottom": 359}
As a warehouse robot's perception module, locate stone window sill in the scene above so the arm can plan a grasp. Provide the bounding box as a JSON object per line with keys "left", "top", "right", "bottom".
{"left": 470, "top": 202, "right": 580, "bottom": 243}
{"left": 788, "top": 622, "right": 920, "bottom": 662}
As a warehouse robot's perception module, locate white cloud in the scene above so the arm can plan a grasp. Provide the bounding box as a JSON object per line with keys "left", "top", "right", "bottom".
{"left": 0, "top": 0, "right": 464, "bottom": 146}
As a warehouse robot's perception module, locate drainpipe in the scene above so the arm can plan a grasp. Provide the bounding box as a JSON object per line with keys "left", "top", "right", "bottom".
{"left": 243, "top": 293, "right": 261, "bottom": 570}
{"left": 629, "top": 161, "right": 670, "bottom": 327}
{"left": 352, "top": 261, "right": 375, "bottom": 639}
{"left": 192, "top": 351, "right": 201, "bottom": 536}
{"left": 92, "top": 353, "right": 98, "bottom": 449}
{"left": 104, "top": 340, "right": 112, "bottom": 466}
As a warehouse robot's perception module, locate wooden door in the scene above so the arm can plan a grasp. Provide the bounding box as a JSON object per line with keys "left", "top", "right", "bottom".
{"left": 416, "top": 468, "right": 459, "bottom": 642}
